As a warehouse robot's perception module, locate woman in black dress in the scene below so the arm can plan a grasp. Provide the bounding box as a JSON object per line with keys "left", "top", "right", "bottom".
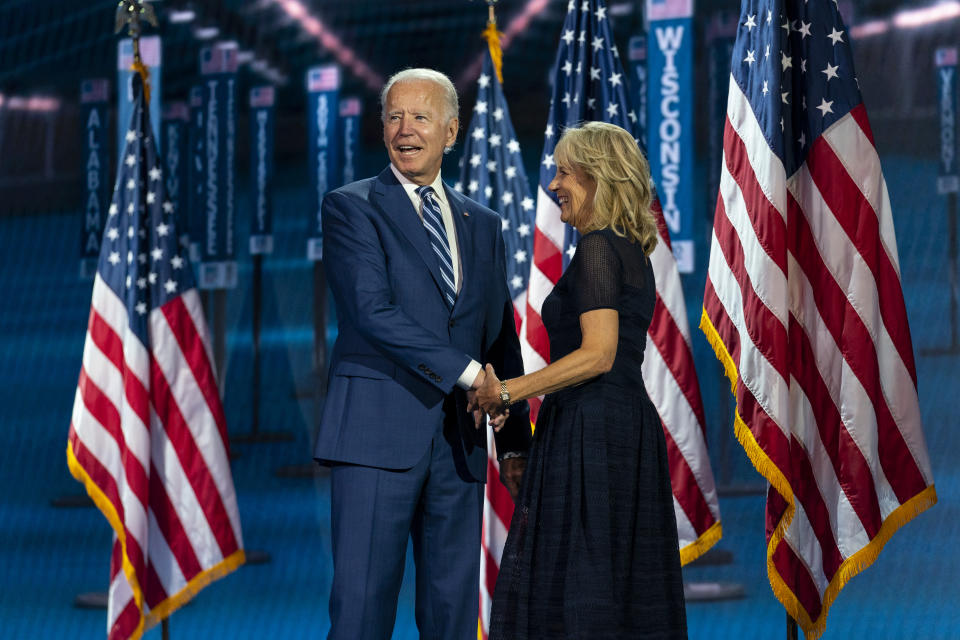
{"left": 476, "top": 121, "right": 687, "bottom": 639}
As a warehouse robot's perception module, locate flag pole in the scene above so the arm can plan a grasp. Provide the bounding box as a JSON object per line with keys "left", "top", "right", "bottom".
{"left": 950, "top": 191, "right": 959, "bottom": 351}
{"left": 482, "top": 1, "right": 503, "bottom": 85}
{"left": 477, "top": 5, "right": 500, "bottom": 639}
{"left": 115, "top": 4, "right": 171, "bottom": 639}
{"left": 114, "top": 0, "right": 157, "bottom": 101}
{"left": 787, "top": 612, "right": 799, "bottom": 640}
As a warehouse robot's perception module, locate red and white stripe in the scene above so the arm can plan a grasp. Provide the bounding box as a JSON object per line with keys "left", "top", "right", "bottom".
{"left": 523, "top": 182, "right": 723, "bottom": 563}
{"left": 478, "top": 427, "right": 515, "bottom": 640}
{"left": 478, "top": 294, "right": 528, "bottom": 640}
{"left": 521, "top": 186, "right": 564, "bottom": 422}
{"left": 701, "top": 77, "right": 937, "bottom": 639}
{"left": 68, "top": 276, "right": 244, "bottom": 640}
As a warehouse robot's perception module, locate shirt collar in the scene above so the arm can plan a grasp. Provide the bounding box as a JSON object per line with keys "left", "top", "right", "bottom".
{"left": 389, "top": 164, "right": 448, "bottom": 206}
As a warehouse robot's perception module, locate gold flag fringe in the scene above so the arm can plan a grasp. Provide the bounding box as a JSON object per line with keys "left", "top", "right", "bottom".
{"left": 679, "top": 519, "right": 723, "bottom": 566}
{"left": 482, "top": 22, "right": 504, "bottom": 84}
{"left": 67, "top": 443, "right": 246, "bottom": 638}
{"left": 130, "top": 58, "right": 151, "bottom": 105}
{"left": 699, "top": 308, "right": 937, "bottom": 639}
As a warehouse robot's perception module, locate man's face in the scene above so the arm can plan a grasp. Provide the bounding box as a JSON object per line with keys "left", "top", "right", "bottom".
{"left": 382, "top": 79, "right": 458, "bottom": 185}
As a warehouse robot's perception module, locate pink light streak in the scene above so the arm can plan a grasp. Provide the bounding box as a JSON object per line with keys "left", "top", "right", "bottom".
{"left": 892, "top": 0, "right": 960, "bottom": 28}
{"left": 2, "top": 94, "right": 60, "bottom": 112}
{"left": 850, "top": 19, "right": 890, "bottom": 38}
{"left": 273, "top": 0, "right": 383, "bottom": 90}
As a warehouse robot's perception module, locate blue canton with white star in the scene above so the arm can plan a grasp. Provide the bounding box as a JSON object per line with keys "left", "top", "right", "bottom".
{"left": 731, "top": 0, "right": 861, "bottom": 175}
{"left": 540, "top": 0, "right": 644, "bottom": 264}
{"left": 98, "top": 74, "right": 195, "bottom": 345}
{"left": 456, "top": 51, "right": 537, "bottom": 298}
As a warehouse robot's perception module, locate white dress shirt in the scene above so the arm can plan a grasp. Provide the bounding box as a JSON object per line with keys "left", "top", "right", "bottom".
{"left": 389, "top": 164, "right": 482, "bottom": 389}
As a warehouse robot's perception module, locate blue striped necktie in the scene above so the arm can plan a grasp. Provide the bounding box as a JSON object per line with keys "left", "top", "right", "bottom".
{"left": 415, "top": 185, "right": 456, "bottom": 308}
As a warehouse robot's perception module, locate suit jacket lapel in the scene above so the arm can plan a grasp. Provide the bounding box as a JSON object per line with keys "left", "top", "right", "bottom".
{"left": 445, "top": 185, "right": 476, "bottom": 315}
{"left": 371, "top": 167, "right": 449, "bottom": 303}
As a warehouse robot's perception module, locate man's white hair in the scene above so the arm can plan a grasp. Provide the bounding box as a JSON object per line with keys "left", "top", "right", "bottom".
{"left": 380, "top": 68, "right": 459, "bottom": 124}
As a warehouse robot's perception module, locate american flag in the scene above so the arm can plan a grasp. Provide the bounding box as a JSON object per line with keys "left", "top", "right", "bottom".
{"left": 66, "top": 74, "right": 245, "bottom": 640}
{"left": 308, "top": 64, "right": 340, "bottom": 92}
{"left": 81, "top": 79, "right": 110, "bottom": 104}
{"left": 455, "top": 50, "right": 536, "bottom": 326}
{"left": 526, "top": 0, "right": 722, "bottom": 567}
{"left": 454, "top": 32, "right": 536, "bottom": 640}
{"left": 701, "top": 0, "right": 937, "bottom": 636}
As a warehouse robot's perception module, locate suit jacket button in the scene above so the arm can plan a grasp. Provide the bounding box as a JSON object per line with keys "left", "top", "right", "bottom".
{"left": 418, "top": 364, "right": 426, "bottom": 371}
{"left": 449, "top": 320, "right": 455, "bottom": 328}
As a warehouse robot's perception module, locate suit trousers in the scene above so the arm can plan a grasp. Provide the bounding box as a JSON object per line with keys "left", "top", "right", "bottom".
{"left": 327, "top": 419, "right": 485, "bottom": 640}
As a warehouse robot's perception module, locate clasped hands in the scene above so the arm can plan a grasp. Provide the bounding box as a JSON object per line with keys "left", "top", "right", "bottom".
{"left": 467, "top": 363, "right": 510, "bottom": 431}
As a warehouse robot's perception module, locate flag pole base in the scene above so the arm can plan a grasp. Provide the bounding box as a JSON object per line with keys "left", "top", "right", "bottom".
{"left": 245, "top": 549, "right": 272, "bottom": 565}
{"left": 686, "top": 547, "right": 734, "bottom": 566}
{"left": 51, "top": 494, "right": 94, "bottom": 508}
{"left": 682, "top": 581, "right": 746, "bottom": 602}
{"left": 74, "top": 592, "right": 108, "bottom": 609}
{"left": 230, "top": 430, "right": 295, "bottom": 444}
{"left": 73, "top": 591, "right": 199, "bottom": 610}
{"left": 716, "top": 483, "right": 767, "bottom": 496}
{"left": 919, "top": 345, "right": 960, "bottom": 356}
{"left": 273, "top": 463, "right": 331, "bottom": 478}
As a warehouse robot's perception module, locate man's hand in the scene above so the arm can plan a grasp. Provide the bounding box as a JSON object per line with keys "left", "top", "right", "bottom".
{"left": 499, "top": 457, "right": 527, "bottom": 502}
{"left": 489, "top": 409, "right": 510, "bottom": 432}
{"left": 466, "top": 368, "right": 486, "bottom": 429}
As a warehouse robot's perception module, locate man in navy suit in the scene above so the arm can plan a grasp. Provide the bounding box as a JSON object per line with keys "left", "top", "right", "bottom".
{"left": 316, "top": 68, "right": 531, "bottom": 640}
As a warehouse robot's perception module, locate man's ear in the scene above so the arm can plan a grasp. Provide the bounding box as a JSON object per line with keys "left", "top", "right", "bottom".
{"left": 446, "top": 117, "right": 459, "bottom": 147}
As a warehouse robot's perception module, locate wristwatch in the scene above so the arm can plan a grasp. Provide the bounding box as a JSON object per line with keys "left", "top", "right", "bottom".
{"left": 499, "top": 381, "right": 511, "bottom": 406}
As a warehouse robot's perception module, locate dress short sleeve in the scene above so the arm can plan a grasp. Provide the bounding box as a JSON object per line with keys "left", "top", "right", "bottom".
{"left": 571, "top": 230, "right": 622, "bottom": 314}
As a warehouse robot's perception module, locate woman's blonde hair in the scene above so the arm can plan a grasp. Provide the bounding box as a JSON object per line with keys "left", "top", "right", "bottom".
{"left": 554, "top": 121, "right": 658, "bottom": 256}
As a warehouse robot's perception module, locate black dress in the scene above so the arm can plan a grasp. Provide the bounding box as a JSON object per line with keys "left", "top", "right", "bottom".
{"left": 489, "top": 229, "right": 687, "bottom": 639}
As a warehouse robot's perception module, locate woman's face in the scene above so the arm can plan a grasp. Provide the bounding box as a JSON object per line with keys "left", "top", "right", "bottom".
{"left": 548, "top": 161, "right": 597, "bottom": 232}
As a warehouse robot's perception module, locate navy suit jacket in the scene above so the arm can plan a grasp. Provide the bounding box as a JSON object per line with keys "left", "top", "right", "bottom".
{"left": 315, "top": 166, "right": 531, "bottom": 481}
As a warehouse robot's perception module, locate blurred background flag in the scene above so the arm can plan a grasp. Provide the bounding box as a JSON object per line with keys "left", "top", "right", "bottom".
{"left": 526, "top": 0, "right": 722, "bottom": 568}
{"left": 455, "top": 22, "right": 536, "bottom": 640}
{"left": 66, "top": 73, "right": 245, "bottom": 640}
{"left": 700, "top": 0, "right": 937, "bottom": 636}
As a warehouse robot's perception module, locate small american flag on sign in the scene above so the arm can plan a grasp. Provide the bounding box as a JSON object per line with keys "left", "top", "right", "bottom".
{"left": 308, "top": 65, "right": 340, "bottom": 92}
{"left": 200, "top": 45, "right": 238, "bottom": 74}
{"left": 162, "top": 102, "right": 189, "bottom": 121}
{"left": 339, "top": 96, "right": 362, "bottom": 117}
{"left": 81, "top": 79, "right": 110, "bottom": 104}
{"left": 647, "top": 0, "right": 693, "bottom": 21}
{"left": 250, "top": 86, "right": 275, "bottom": 108}
{"left": 935, "top": 47, "right": 958, "bottom": 67}
{"left": 119, "top": 37, "right": 161, "bottom": 69}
